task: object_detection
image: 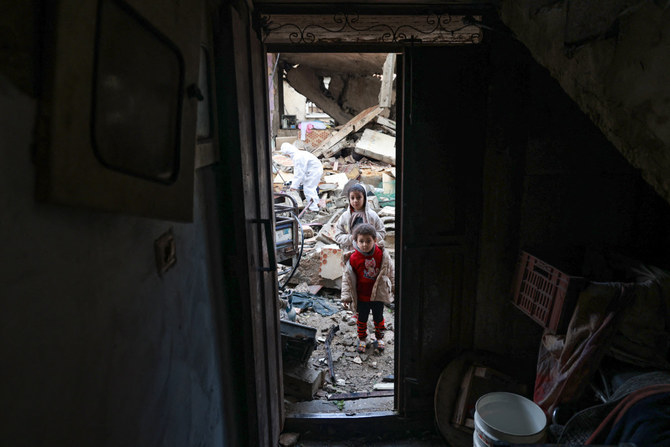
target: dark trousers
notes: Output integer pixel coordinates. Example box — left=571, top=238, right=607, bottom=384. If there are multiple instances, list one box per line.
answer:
left=357, top=301, right=385, bottom=340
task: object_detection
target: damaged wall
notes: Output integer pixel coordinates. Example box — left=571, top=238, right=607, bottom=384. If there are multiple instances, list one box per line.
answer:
left=286, top=65, right=355, bottom=124
left=283, top=80, right=307, bottom=122
left=283, top=56, right=389, bottom=125
left=0, top=3, right=227, bottom=446
left=475, top=33, right=670, bottom=376
left=500, top=1, right=670, bottom=206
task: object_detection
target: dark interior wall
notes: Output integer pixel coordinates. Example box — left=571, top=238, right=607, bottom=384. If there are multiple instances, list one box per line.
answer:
left=474, top=35, right=540, bottom=383
left=0, top=4, right=228, bottom=446
left=475, top=34, right=670, bottom=381
left=521, top=61, right=670, bottom=270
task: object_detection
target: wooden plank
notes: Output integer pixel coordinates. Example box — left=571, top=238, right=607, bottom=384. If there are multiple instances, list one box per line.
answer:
left=376, top=116, right=396, bottom=131
left=327, top=390, right=394, bottom=401
left=249, top=9, right=285, bottom=443
left=312, top=105, right=383, bottom=158
left=378, top=53, right=396, bottom=108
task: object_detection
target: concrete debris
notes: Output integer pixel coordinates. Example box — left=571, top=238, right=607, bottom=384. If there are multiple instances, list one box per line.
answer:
left=323, top=172, right=350, bottom=190
left=274, top=92, right=397, bottom=408
left=279, top=432, right=300, bottom=447
left=319, top=245, right=343, bottom=280
left=379, top=206, right=395, bottom=217
left=354, top=129, right=396, bottom=165
left=302, top=225, right=315, bottom=239
left=312, top=106, right=384, bottom=158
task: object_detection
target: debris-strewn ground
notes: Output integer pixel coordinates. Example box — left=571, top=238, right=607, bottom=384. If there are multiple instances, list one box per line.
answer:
left=282, top=287, right=395, bottom=411
left=275, top=109, right=398, bottom=412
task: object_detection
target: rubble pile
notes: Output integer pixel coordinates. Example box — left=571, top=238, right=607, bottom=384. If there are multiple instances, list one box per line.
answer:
left=280, top=283, right=395, bottom=412
left=273, top=108, right=396, bottom=291
left=273, top=104, right=397, bottom=409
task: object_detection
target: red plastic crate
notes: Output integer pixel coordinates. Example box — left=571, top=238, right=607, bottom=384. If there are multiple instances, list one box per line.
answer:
left=511, top=251, right=585, bottom=333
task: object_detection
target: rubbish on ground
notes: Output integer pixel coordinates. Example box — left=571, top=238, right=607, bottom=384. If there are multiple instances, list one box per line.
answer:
left=325, top=324, right=339, bottom=383
left=373, top=382, right=394, bottom=390
left=273, top=87, right=397, bottom=409
left=289, top=292, right=339, bottom=316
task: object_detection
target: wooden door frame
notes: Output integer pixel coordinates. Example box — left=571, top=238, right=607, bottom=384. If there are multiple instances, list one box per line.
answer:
left=210, top=2, right=283, bottom=445
left=226, top=3, right=497, bottom=440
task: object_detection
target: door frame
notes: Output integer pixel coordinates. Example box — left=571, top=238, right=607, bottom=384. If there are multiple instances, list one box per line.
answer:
left=220, top=2, right=497, bottom=439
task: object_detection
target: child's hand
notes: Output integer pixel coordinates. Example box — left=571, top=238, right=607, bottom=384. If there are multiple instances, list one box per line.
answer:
left=342, top=302, right=349, bottom=310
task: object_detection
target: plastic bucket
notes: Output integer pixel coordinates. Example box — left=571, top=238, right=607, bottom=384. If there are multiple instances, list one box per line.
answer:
left=473, top=392, right=546, bottom=446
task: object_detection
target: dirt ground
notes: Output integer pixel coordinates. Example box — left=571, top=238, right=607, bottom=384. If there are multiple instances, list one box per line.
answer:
left=282, top=288, right=395, bottom=407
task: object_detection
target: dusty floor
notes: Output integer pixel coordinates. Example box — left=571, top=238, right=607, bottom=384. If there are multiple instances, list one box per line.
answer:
left=283, top=288, right=396, bottom=414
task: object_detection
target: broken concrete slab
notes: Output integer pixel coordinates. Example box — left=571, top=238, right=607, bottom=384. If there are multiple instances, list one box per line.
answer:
left=273, top=172, right=294, bottom=185
left=367, top=195, right=380, bottom=210
left=378, top=206, right=395, bottom=217
left=276, top=136, right=300, bottom=150
left=312, top=106, right=384, bottom=158
left=302, top=225, right=315, bottom=239
left=319, top=245, right=343, bottom=280
left=289, top=247, right=342, bottom=289
left=316, top=223, right=337, bottom=245
left=354, top=129, right=396, bottom=165
left=323, top=172, right=350, bottom=191
left=376, top=115, right=396, bottom=131
left=341, top=164, right=360, bottom=180
left=382, top=172, right=395, bottom=193
left=384, top=231, right=395, bottom=248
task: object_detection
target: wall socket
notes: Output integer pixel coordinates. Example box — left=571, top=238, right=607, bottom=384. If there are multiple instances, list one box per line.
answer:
left=154, top=229, right=176, bottom=276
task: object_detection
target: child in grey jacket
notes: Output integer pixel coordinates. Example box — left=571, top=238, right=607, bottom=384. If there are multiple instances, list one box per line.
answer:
left=334, top=183, right=386, bottom=251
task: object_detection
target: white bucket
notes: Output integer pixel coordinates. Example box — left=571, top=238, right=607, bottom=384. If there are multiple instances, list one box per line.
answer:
left=473, top=392, right=546, bottom=446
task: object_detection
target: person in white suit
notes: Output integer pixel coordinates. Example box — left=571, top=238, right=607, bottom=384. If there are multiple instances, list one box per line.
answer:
left=280, top=142, right=323, bottom=212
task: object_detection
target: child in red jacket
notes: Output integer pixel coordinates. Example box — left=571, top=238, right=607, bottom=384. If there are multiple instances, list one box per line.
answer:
left=341, top=223, right=395, bottom=353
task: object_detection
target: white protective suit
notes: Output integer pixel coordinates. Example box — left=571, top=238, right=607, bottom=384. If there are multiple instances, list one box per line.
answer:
left=281, top=143, right=323, bottom=211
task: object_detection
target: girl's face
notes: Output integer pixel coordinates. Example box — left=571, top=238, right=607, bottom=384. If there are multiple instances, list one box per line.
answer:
left=349, top=191, right=365, bottom=211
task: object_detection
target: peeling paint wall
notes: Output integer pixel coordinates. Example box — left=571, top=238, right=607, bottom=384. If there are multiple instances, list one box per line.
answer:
left=1, top=74, right=226, bottom=446
left=500, top=1, right=670, bottom=205
left=0, top=4, right=227, bottom=445
left=475, top=35, right=670, bottom=378
left=283, top=80, right=307, bottom=122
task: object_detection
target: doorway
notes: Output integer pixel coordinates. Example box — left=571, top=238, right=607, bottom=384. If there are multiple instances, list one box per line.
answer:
left=217, top=6, right=490, bottom=441
left=269, top=51, right=399, bottom=416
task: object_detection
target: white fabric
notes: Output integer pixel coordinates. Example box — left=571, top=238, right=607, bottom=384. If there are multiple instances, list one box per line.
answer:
left=281, top=143, right=323, bottom=211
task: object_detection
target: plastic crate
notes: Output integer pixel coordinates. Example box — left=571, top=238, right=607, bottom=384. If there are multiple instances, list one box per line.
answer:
left=511, top=251, right=585, bottom=334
